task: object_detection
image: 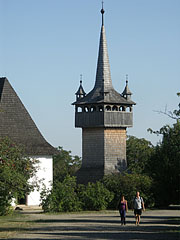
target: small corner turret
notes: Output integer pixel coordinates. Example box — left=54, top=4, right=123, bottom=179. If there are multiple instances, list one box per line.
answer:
left=75, top=75, right=86, bottom=101
left=122, top=74, right=132, bottom=101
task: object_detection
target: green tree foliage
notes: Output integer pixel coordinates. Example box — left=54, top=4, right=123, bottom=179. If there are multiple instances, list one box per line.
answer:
left=147, top=93, right=180, bottom=206
left=147, top=121, right=180, bottom=207
left=126, top=136, right=154, bottom=174
left=40, top=175, right=82, bottom=212
left=53, top=147, right=81, bottom=183
left=50, top=145, right=113, bottom=212
left=103, top=173, right=154, bottom=209
left=40, top=176, right=113, bottom=212
left=173, top=92, right=180, bottom=119
left=0, top=137, right=38, bottom=215
left=77, top=182, right=114, bottom=211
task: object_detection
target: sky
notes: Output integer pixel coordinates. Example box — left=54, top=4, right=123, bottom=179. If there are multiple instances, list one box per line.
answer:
left=0, top=0, right=179, bottom=157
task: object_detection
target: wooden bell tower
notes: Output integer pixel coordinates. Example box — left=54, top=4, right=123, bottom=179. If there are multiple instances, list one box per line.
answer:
left=72, top=5, right=135, bottom=184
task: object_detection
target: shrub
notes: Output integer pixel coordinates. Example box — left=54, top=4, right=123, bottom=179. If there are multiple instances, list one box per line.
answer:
left=103, top=173, right=154, bottom=209
left=40, top=175, right=82, bottom=212
left=0, top=137, right=38, bottom=215
left=41, top=178, right=114, bottom=212
left=77, top=181, right=114, bottom=211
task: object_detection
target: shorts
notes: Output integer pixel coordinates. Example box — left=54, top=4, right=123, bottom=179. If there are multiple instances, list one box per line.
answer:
left=134, top=209, right=142, bottom=216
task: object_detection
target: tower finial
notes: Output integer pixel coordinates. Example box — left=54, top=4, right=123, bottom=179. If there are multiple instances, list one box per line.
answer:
left=101, top=1, right=105, bottom=26
left=126, top=74, right=128, bottom=84
left=80, top=74, right=83, bottom=84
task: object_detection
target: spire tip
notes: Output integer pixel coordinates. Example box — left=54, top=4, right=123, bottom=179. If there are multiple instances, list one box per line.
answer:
left=101, top=1, right=105, bottom=25
left=126, top=74, right=128, bottom=84
left=80, top=74, right=83, bottom=84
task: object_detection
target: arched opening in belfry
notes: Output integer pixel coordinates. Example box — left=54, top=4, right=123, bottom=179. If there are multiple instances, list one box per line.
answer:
left=119, top=106, right=125, bottom=111
left=84, top=106, right=89, bottom=112
left=98, top=106, right=104, bottom=112
left=126, top=106, right=132, bottom=112
left=90, top=106, right=96, bottom=112
left=105, top=105, right=111, bottom=111
left=112, top=105, right=118, bottom=111
left=77, top=106, right=83, bottom=112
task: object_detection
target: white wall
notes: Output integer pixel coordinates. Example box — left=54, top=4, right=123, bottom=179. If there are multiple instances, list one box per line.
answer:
left=26, top=156, right=53, bottom=206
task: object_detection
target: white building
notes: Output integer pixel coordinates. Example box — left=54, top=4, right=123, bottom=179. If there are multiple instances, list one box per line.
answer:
left=0, top=77, right=57, bottom=206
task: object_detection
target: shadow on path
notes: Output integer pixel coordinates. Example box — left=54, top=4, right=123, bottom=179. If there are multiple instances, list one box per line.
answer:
left=1, top=210, right=179, bottom=240
left=6, top=230, right=180, bottom=240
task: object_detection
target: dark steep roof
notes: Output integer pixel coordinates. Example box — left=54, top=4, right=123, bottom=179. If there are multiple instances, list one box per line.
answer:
left=0, top=77, right=57, bottom=156
left=75, top=81, right=86, bottom=97
left=73, top=86, right=134, bottom=105
left=73, top=14, right=135, bottom=106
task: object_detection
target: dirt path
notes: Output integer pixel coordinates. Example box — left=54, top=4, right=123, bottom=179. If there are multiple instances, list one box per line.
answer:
left=8, top=209, right=180, bottom=240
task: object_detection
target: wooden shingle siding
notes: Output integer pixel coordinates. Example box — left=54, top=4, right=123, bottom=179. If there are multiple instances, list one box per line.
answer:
left=75, top=111, right=133, bottom=128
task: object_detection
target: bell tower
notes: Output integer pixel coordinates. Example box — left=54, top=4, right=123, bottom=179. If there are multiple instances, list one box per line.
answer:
left=72, top=5, right=135, bottom=184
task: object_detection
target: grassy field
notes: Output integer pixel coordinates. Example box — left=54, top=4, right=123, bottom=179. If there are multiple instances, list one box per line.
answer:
left=0, top=211, right=34, bottom=239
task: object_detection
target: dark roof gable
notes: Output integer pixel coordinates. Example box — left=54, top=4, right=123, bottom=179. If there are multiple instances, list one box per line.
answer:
left=0, top=77, right=57, bottom=156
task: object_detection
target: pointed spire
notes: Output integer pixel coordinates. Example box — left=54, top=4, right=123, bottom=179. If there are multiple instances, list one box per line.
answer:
left=122, top=74, right=132, bottom=100
left=94, top=3, right=113, bottom=93
left=75, top=74, right=86, bottom=101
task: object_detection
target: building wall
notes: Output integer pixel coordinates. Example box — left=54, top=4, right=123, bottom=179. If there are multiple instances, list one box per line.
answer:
left=104, top=128, right=126, bottom=174
left=75, top=111, right=133, bottom=128
left=26, top=156, right=53, bottom=206
left=82, top=128, right=104, bottom=168
left=82, top=127, right=126, bottom=173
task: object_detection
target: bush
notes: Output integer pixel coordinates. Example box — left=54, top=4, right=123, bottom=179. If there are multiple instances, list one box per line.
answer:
left=40, top=178, right=113, bottom=212
left=77, top=181, right=114, bottom=211
left=40, top=175, right=82, bottom=212
left=103, top=173, right=154, bottom=209
left=0, top=195, right=13, bottom=216
left=0, top=137, right=38, bottom=215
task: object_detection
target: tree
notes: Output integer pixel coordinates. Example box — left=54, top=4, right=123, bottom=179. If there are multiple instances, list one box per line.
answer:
left=40, top=177, right=113, bottom=212
left=53, top=146, right=81, bottom=183
left=147, top=122, right=180, bottom=207
left=147, top=93, right=180, bottom=206
left=0, top=137, right=38, bottom=215
left=40, top=175, right=82, bottom=212
left=103, top=173, right=154, bottom=209
left=154, top=92, right=180, bottom=120
left=77, top=182, right=114, bottom=211
left=126, top=136, right=154, bottom=174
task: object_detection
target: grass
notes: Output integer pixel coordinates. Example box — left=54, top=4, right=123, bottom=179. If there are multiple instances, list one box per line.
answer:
left=0, top=211, right=34, bottom=239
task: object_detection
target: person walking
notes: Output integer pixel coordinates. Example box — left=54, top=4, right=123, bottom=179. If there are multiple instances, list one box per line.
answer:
left=118, top=195, right=128, bottom=225
left=132, top=191, right=145, bottom=225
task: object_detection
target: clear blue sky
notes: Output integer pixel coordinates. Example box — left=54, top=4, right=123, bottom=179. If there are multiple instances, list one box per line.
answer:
left=0, top=0, right=179, bottom=156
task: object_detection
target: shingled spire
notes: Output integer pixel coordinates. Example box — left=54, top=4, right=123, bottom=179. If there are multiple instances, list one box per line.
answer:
left=94, top=4, right=113, bottom=92
left=73, top=5, right=135, bottom=106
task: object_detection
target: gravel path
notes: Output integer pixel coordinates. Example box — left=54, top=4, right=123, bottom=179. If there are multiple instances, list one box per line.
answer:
left=9, top=209, right=180, bottom=240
